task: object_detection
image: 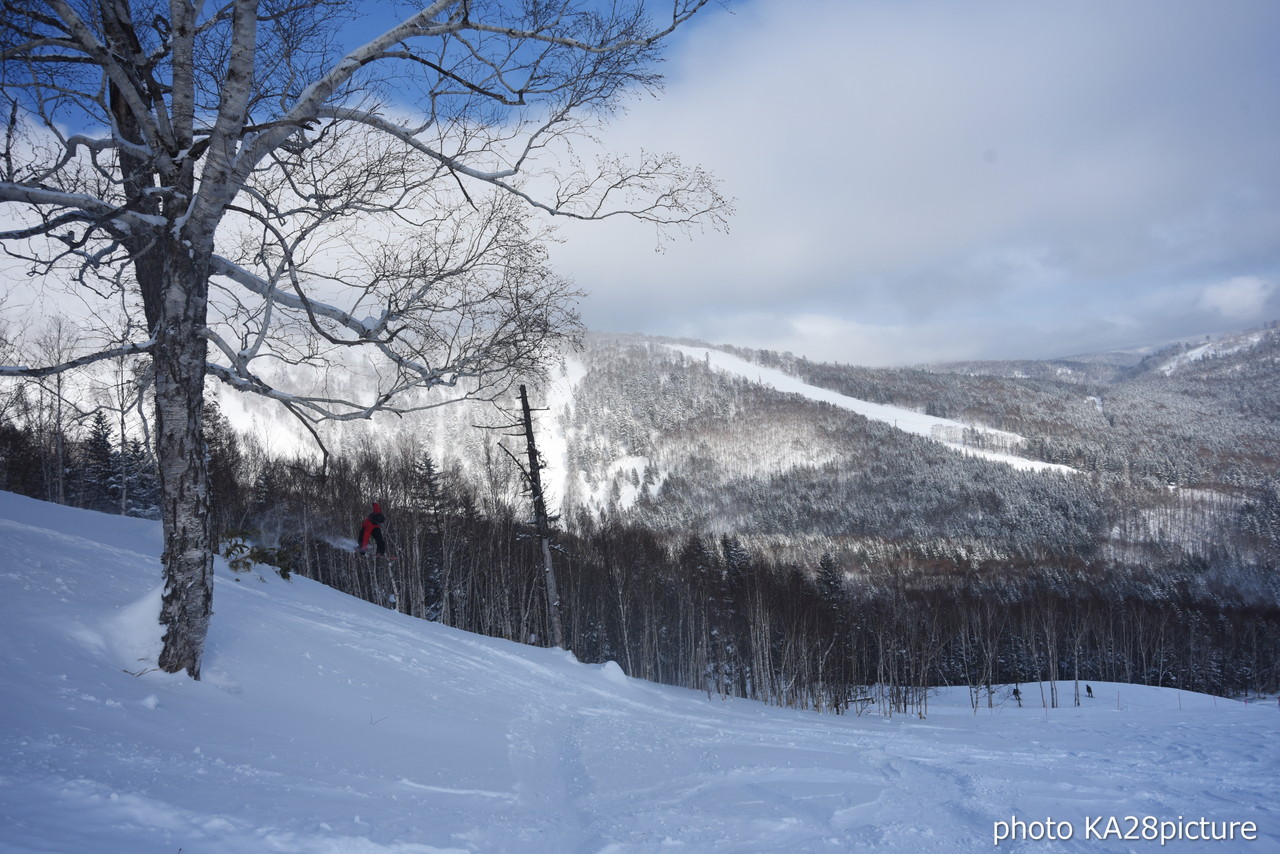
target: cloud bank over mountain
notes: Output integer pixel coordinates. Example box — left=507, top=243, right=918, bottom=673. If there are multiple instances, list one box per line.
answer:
left=551, top=0, right=1280, bottom=365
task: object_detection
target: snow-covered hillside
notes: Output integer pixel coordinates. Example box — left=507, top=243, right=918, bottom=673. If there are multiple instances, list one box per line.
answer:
left=1, top=491, right=1277, bottom=853
left=666, top=344, right=1077, bottom=474
left=539, top=338, right=1076, bottom=515
left=1155, top=329, right=1273, bottom=375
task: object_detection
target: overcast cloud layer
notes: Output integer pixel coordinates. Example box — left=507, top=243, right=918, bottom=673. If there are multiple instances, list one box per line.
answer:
left=549, top=0, right=1280, bottom=366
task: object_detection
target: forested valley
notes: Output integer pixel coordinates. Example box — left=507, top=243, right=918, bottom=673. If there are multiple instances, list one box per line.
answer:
left=2, top=327, right=1278, bottom=715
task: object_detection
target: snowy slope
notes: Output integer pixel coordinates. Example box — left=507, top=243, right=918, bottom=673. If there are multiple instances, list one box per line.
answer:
left=1157, top=331, right=1268, bottom=375
left=2, top=491, right=1278, bottom=853
left=667, top=345, right=1077, bottom=475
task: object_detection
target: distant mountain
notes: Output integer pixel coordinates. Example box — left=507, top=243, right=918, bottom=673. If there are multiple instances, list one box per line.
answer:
left=215, top=323, right=1280, bottom=572
left=530, top=326, right=1270, bottom=552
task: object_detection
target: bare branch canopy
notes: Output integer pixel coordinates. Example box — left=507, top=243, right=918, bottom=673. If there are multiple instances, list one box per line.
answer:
left=0, top=0, right=730, bottom=678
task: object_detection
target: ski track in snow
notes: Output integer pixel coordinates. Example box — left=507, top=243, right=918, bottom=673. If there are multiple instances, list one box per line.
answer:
left=2, top=491, right=1278, bottom=853
left=666, top=344, right=1078, bottom=475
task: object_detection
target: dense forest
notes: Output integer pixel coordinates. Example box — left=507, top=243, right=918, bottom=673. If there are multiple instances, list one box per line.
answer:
left=2, top=327, right=1278, bottom=714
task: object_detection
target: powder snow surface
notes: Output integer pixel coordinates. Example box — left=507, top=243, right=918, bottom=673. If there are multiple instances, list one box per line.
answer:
left=0, top=491, right=1276, bottom=853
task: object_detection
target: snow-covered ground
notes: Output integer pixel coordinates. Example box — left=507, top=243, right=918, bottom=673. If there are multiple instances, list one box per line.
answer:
left=1, top=490, right=1277, bottom=853
left=667, top=345, right=1077, bottom=475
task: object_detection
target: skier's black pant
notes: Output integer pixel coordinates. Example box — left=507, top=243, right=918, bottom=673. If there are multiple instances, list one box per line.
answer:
left=361, top=526, right=386, bottom=555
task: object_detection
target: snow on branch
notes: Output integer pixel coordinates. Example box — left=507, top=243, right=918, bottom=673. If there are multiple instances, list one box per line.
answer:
left=209, top=254, right=374, bottom=337
left=0, top=184, right=165, bottom=232
left=0, top=339, right=154, bottom=378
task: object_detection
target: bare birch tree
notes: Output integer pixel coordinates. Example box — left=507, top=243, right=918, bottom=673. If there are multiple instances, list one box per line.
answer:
left=0, top=0, right=728, bottom=678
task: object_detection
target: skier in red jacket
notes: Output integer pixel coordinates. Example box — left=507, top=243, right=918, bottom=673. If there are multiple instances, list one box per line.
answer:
left=358, top=502, right=387, bottom=556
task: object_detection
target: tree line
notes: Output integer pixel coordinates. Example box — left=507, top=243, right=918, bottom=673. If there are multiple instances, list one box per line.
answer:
left=3, top=395, right=1276, bottom=715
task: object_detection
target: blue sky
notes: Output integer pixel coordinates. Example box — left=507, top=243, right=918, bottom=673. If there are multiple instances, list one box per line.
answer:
left=546, top=0, right=1280, bottom=365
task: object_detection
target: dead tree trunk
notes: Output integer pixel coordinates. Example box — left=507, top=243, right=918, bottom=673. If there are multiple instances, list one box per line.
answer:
left=518, top=385, right=564, bottom=649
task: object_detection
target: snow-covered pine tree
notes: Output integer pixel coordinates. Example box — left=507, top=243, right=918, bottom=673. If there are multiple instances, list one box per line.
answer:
left=123, top=439, right=161, bottom=520
left=816, top=552, right=845, bottom=608
left=80, top=411, right=121, bottom=514
left=411, top=453, right=446, bottom=621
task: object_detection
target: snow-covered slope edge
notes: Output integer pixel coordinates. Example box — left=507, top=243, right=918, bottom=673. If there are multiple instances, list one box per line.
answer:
left=1157, top=329, right=1272, bottom=376
left=1, top=491, right=1277, bottom=854
left=667, top=344, right=1077, bottom=474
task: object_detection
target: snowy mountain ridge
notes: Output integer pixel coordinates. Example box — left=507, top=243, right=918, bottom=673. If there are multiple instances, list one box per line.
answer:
left=1, top=489, right=1277, bottom=853
left=533, top=339, right=1077, bottom=520
left=1150, top=328, right=1276, bottom=376
left=204, top=323, right=1280, bottom=560
left=213, top=329, right=1082, bottom=509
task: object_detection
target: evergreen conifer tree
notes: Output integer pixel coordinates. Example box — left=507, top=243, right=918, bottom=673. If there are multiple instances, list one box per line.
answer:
left=817, top=552, right=845, bottom=608
left=412, top=453, right=446, bottom=620
left=81, top=411, right=121, bottom=514
left=124, top=439, right=161, bottom=520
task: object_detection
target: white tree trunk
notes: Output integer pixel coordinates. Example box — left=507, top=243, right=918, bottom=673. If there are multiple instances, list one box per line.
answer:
left=155, top=248, right=214, bottom=678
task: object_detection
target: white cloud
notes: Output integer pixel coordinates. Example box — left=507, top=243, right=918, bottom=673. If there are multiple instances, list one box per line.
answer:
left=549, top=0, right=1280, bottom=364
left=691, top=312, right=986, bottom=367
left=1198, top=276, right=1276, bottom=322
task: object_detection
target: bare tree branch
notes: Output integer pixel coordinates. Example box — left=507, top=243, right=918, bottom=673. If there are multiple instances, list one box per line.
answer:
left=0, top=0, right=731, bottom=679
left=0, top=339, right=154, bottom=378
